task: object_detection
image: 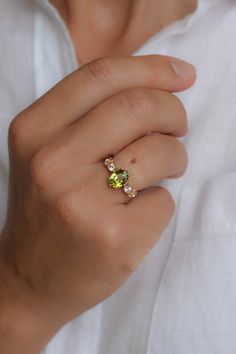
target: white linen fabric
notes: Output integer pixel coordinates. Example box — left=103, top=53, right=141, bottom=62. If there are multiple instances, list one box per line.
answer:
left=1, top=0, right=236, bottom=353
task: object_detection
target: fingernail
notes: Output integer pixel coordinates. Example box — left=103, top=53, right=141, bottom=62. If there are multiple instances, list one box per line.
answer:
left=170, top=57, right=196, bottom=81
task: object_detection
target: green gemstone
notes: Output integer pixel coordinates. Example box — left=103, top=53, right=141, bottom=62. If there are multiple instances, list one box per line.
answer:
left=109, top=169, right=129, bottom=189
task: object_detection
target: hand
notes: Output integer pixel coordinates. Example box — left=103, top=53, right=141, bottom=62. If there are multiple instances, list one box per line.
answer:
left=0, top=55, right=196, bottom=353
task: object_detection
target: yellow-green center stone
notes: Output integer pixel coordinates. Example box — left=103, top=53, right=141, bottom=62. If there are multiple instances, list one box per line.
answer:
left=109, top=169, right=129, bottom=189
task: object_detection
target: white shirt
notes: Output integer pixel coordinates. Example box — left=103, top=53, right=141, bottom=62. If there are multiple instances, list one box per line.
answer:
left=1, top=0, right=236, bottom=353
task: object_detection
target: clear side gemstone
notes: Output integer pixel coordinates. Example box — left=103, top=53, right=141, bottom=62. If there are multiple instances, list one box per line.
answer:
left=129, top=189, right=137, bottom=198
left=124, top=183, right=132, bottom=194
left=105, top=157, right=116, bottom=172
left=107, top=163, right=115, bottom=172
left=104, top=157, right=113, bottom=166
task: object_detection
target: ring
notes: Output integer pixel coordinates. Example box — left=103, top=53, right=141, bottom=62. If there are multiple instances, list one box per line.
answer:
left=104, top=156, right=138, bottom=199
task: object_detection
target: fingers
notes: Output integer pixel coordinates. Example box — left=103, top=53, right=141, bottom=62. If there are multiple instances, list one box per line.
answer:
left=53, top=89, right=187, bottom=163
left=102, top=133, right=187, bottom=203
left=112, top=186, right=175, bottom=273
left=33, top=130, right=187, bottom=206
left=25, top=90, right=187, bottom=201
left=116, top=133, right=187, bottom=191
left=72, top=133, right=187, bottom=206
left=15, top=55, right=195, bottom=153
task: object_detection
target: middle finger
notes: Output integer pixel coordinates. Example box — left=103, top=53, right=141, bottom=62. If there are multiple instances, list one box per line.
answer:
left=64, top=88, right=187, bottom=162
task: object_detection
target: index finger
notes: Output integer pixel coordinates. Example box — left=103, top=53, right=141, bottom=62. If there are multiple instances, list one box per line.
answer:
left=18, top=55, right=196, bottom=149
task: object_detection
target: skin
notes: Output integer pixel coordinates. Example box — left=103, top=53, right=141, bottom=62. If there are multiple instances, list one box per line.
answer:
left=50, top=0, right=197, bottom=64
left=0, top=1, right=197, bottom=353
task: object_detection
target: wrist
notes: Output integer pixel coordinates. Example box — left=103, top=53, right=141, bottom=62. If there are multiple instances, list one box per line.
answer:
left=0, top=308, right=41, bottom=354
left=0, top=239, right=54, bottom=354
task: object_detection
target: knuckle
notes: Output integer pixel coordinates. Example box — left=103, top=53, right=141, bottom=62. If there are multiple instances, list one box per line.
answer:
left=153, top=91, right=188, bottom=135
left=8, top=115, right=27, bottom=153
left=159, top=187, right=176, bottom=216
left=171, top=95, right=188, bottom=134
left=121, top=258, right=137, bottom=274
left=180, top=144, right=189, bottom=173
left=29, top=148, right=54, bottom=188
left=95, top=218, right=121, bottom=253
left=86, top=57, right=115, bottom=84
left=173, top=139, right=189, bottom=176
left=159, top=136, right=188, bottom=178
left=54, top=192, right=78, bottom=225
left=122, top=88, right=152, bottom=119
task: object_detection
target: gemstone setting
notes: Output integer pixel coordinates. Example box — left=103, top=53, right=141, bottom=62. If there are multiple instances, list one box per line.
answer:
left=124, top=182, right=137, bottom=198
left=104, top=156, right=137, bottom=198
left=124, top=183, right=132, bottom=194
left=109, top=169, right=129, bottom=189
left=104, top=157, right=116, bottom=172
left=129, top=189, right=137, bottom=198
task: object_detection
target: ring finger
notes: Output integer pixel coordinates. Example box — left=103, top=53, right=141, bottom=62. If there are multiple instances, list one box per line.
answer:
left=100, top=132, right=188, bottom=204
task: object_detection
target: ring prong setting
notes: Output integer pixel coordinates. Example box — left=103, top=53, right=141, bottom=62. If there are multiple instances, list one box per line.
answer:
left=104, top=156, right=137, bottom=198
left=109, top=169, right=129, bottom=189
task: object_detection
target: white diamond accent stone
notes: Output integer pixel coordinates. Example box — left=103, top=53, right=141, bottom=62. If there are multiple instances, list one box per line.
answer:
left=104, top=157, right=116, bottom=172
left=105, top=158, right=112, bottom=166
left=107, top=163, right=115, bottom=172
left=129, top=189, right=137, bottom=198
left=124, top=184, right=132, bottom=194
